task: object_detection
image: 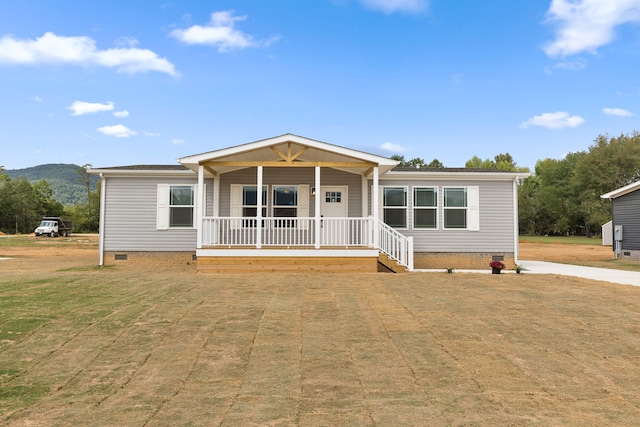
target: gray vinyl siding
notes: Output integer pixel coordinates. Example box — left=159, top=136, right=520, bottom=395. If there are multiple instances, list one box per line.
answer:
left=103, top=176, right=213, bottom=251
left=612, top=190, right=640, bottom=250
left=219, top=167, right=363, bottom=217
left=378, top=178, right=516, bottom=253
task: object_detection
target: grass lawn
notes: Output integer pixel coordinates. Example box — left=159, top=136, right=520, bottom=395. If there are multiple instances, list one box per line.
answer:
left=519, top=235, right=603, bottom=245
left=2, top=236, right=640, bottom=425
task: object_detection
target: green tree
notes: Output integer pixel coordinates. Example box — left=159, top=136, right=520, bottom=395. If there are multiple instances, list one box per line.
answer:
left=466, top=153, right=528, bottom=172
left=64, top=177, right=100, bottom=233
left=426, top=159, right=444, bottom=168
left=571, top=132, right=640, bottom=236
left=391, top=155, right=443, bottom=168
left=465, top=155, right=495, bottom=169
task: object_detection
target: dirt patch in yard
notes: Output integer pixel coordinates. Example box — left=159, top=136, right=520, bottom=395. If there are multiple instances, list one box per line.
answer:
left=519, top=241, right=614, bottom=262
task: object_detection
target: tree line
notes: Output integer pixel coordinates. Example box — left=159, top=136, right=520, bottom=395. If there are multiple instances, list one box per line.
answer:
left=519, top=132, right=640, bottom=237
left=0, top=166, right=100, bottom=234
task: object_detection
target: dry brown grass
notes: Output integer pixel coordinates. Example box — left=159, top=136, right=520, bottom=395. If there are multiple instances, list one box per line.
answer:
left=2, top=237, right=640, bottom=425
left=519, top=241, right=614, bottom=263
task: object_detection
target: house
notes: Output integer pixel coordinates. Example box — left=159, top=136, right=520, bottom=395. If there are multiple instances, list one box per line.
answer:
left=601, top=180, right=640, bottom=260
left=89, top=134, right=528, bottom=272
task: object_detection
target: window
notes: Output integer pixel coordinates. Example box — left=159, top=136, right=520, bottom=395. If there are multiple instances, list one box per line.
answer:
left=169, top=185, right=195, bottom=227
left=273, top=185, right=297, bottom=227
left=382, top=187, right=407, bottom=228
left=273, top=186, right=298, bottom=217
left=413, top=187, right=437, bottom=229
left=242, top=186, right=267, bottom=226
left=325, top=191, right=341, bottom=203
left=444, top=187, right=466, bottom=229
left=157, top=184, right=197, bottom=230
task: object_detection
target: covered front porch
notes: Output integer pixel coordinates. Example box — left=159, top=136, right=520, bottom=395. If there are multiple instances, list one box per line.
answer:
left=178, top=134, right=413, bottom=272
left=196, top=216, right=413, bottom=272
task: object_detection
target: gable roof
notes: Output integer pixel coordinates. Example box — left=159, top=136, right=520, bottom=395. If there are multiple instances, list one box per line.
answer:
left=178, top=133, right=398, bottom=176
left=601, top=180, right=640, bottom=199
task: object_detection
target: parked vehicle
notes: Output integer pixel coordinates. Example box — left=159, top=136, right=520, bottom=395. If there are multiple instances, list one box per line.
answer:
left=34, top=217, right=72, bottom=237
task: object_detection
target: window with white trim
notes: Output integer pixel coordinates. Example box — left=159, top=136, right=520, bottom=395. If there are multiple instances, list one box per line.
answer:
left=242, top=185, right=267, bottom=226
left=443, top=187, right=466, bottom=229
left=413, top=187, right=437, bottom=229
left=170, top=185, right=195, bottom=227
left=382, top=187, right=407, bottom=228
left=157, top=184, right=197, bottom=229
left=443, top=186, right=479, bottom=230
left=273, top=185, right=297, bottom=227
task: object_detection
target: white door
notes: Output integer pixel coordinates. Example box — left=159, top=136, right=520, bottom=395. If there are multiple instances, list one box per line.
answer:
left=320, top=186, right=348, bottom=245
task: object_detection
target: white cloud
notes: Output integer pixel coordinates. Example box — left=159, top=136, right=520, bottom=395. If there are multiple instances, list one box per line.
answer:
left=97, top=124, right=137, bottom=138
left=114, top=36, right=139, bottom=48
left=113, top=110, right=129, bottom=117
left=143, top=131, right=160, bottom=137
left=358, top=0, right=428, bottom=13
left=380, top=141, right=405, bottom=152
left=68, top=101, right=114, bottom=116
left=553, top=58, right=587, bottom=71
left=31, top=96, right=43, bottom=102
left=170, top=10, right=280, bottom=52
left=0, top=32, right=177, bottom=75
left=520, top=111, right=586, bottom=129
left=544, top=0, right=640, bottom=57
left=603, top=107, right=633, bottom=117
left=172, top=138, right=186, bottom=145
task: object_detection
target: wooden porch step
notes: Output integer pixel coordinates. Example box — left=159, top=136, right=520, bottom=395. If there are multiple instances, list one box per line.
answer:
left=197, top=255, right=378, bottom=273
left=377, top=253, right=408, bottom=273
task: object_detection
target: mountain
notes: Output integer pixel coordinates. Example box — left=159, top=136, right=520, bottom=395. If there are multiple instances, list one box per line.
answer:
left=5, top=164, right=99, bottom=206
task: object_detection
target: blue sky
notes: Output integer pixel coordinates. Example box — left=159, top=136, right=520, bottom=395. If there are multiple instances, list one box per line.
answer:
left=1, top=0, right=639, bottom=170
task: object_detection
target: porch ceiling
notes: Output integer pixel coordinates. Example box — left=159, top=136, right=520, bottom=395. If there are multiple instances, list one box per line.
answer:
left=178, top=133, right=398, bottom=177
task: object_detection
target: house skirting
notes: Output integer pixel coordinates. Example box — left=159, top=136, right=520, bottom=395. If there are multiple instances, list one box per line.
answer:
left=103, top=251, right=196, bottom=266
left=196, top=249, right=379, bottom=273
left=619, top=249, right=640, bottom=261
left=414, top=252, right=516, bottom=270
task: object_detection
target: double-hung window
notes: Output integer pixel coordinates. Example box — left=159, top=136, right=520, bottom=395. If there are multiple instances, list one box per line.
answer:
left=169, top=185, right=195, bottom=227
left=413, top=187, right=437, bottom=229
left=242, top=186, right=267, bottom=227
left=382, top=187, right=407, bottom=228
left=444, top=186, right=479, bottom=230
left=273, top=185, right=297, bottom=227
left=443, top=187, right=467, bottom=229
left=157, top=184, right=196, bottom=229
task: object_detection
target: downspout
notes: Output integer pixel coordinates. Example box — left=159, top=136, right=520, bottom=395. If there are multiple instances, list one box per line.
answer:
left=98, top=173, right=106, bottom=266
left=513, top=177, right=519, bottom=265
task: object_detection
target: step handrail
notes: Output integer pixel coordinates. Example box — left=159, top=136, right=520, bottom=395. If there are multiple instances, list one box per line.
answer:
left=376, top=219, right=414, bottom=271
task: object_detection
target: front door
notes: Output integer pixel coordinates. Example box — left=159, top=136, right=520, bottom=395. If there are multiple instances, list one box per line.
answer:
left=320, top=186, right=348, bottom=245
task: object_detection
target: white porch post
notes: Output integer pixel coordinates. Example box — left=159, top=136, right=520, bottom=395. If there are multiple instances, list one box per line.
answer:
left=315, top=166, right=321, bottom=249
left=196, top=164, right=204, bottom=249
left=373, top=166, right=379, bottom=248
left=256, top=166, right=263, bottom=249
left=213, top=175, right=220, bottom=217
left=361, top=174, right=368, bottom=218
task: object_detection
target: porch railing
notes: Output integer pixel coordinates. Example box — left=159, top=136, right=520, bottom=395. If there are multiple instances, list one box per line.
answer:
left=201, top=216, right=413, bottom=270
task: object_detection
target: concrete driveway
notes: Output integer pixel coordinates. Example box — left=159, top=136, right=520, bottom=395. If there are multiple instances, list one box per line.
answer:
left=518, top=259, right=640, bottom=287
left=416, top=261, right=640, bottom=287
